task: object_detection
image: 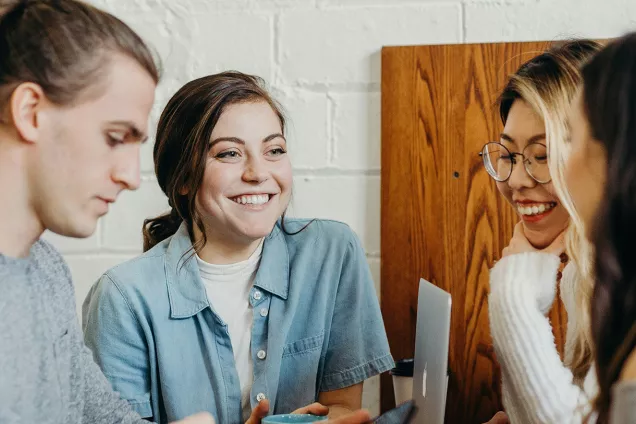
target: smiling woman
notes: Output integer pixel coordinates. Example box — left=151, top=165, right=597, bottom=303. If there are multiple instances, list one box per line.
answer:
left=481, top=100, right=568, bottom=247
left=191, top=100, right=293, bottom=260
left=481, top=40, right=604, bottom=424
left=81, top=71, right=393, bottom=424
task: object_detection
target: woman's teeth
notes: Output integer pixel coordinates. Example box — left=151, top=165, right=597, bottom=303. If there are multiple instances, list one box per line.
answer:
left=517, top=202, right=556, bottom=216
left=232, top=194, right=270, bottom=205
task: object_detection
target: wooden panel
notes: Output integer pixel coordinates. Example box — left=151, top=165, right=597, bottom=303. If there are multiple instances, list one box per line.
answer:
left=380, top=42, right=569, bottom=423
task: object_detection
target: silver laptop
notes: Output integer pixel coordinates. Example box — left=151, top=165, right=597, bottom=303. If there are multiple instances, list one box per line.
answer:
left=411, top=278, right=451, bottom=424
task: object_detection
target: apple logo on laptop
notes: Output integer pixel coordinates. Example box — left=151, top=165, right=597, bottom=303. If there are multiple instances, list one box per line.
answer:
left=422, top=362, right=427, bottom=398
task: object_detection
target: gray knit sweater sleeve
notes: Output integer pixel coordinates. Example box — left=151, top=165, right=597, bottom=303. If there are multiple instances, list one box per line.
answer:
left=610, top=381, right=636, bottom=424
left=0, top=239, right=148, bottom=424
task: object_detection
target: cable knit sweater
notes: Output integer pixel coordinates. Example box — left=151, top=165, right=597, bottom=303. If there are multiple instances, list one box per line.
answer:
left=489, top=252, right=597, bottom=424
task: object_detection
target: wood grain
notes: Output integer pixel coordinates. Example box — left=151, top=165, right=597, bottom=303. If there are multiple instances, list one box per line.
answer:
left=380, top=41, right=569, bottom=423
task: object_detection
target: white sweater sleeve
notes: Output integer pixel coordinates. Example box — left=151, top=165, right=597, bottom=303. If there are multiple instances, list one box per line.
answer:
left=489, top=252, right=591, bottom=424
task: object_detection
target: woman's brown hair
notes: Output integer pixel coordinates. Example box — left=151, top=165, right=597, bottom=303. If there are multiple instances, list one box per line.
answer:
left=0, top=0, right=159, bottom=109
left=580, top=32, right=636, bottom=423
left=142, top=71, right=286, bottom=253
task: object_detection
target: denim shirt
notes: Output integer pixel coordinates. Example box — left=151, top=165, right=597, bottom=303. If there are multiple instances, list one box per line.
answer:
left=82, top=219, right=393, bottom=424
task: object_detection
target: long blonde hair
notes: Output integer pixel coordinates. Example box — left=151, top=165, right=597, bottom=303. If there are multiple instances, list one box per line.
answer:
left=498, top=39, right=602, bottom=382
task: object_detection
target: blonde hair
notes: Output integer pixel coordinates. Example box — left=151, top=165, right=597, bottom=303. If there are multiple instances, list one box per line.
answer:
left=499, top=40, right=602, bottom=382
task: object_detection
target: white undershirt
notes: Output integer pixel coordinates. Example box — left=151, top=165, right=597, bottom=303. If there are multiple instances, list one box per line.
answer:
left=196, top=242, right=263, bottom=421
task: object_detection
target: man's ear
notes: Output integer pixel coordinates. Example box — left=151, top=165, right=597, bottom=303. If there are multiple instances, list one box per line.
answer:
left=9, top=82, right=46, bottom=144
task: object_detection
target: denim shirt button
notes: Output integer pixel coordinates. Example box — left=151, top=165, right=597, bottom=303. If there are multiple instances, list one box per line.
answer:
left=256, top=393, right=267, bottom=402
left=260, top=308, right=268, bottom=317
left=253, top=291, right=263, bottom=301
left=257, top=350, right=267, bottom=360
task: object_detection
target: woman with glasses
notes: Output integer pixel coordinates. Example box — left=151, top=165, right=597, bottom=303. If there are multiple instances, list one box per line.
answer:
left=480, top=40, right=603, bottom=424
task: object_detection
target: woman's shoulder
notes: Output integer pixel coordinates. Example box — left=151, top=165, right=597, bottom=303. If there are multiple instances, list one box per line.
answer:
left=100, top=239, right=170, bottom=290
left=271, top=218, right=365, bottom=266
left=274, top=218, right=359, bottom=246
left=611, top=376, right=636, bottom=424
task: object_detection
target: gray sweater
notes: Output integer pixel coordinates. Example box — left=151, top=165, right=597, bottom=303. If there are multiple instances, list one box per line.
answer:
left=611, top=381, right=636, bottom=424
left=0, top=239, right=146, bottom=424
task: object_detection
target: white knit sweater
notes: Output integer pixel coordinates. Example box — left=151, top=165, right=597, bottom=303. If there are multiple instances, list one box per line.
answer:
left=489, top=252, right=598, bottom=424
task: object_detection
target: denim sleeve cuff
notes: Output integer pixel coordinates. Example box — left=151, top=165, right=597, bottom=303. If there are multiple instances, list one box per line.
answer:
left=320, top=353, right=394, bottom=391
left=128, top=399, right=152, bottom=419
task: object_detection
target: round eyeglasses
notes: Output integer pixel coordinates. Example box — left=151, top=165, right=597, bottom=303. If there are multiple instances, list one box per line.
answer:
left=479, top=142, right=551, bottom=184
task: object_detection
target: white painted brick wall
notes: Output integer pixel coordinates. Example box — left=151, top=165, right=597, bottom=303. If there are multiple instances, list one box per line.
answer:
left=277, top=89, right=330, bottom=169
left=279, top=5, right=461, bottom=85
left=290, top=175, right=380, bottom=254
left=332, top=92, right=381, bottom=170
left=44, top=0, right=636, bottom=415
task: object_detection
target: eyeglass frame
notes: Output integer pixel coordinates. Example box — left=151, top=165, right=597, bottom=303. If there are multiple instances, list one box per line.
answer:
left=478, top=141, right=552, bottom=184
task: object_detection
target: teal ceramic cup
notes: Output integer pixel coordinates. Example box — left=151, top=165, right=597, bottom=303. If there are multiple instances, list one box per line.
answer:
left=262, top=414, right=328, bottom=423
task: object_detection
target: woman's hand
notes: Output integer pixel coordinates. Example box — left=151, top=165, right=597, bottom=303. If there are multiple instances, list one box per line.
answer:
left=244, top=401, right=330, bottom=424
left=326, top=409, right=372, bottom=424
left=502, top=222, right=566, bottom=258
left=171, top=407, right=371, bottom=424
left=483, top=411, right=509, bottom=424
left=292, top=402, right=330, bottom=416
left=172, top=412, right=216, bottom=424
left=245, top=400, right=270, bottom=424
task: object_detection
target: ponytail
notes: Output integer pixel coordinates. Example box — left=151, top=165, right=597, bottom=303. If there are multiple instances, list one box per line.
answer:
left=142, top=207, right=182, bottom=252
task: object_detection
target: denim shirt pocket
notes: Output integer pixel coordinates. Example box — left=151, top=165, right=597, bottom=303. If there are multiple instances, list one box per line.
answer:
left=277, top=332, right=325, bottom=413
left=282, top=332, right=324, bottom=358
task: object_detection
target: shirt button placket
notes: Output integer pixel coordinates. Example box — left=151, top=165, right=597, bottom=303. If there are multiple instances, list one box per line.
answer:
left=250, top=287, right=270, bottom=410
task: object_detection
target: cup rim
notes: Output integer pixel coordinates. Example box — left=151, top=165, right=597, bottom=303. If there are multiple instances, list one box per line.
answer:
left=262, top=414, right=328, bottom=423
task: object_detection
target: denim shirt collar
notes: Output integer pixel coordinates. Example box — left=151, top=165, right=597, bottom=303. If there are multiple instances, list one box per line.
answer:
left=165, top=222, right=290, bottom=319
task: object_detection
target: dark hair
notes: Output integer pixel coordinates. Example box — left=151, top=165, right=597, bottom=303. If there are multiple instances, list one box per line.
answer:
left=499, top=39, right=601, bottom=124
left=0, top=0, right=159, bottom=108
left=143, top=71, right=289, bottom=252
left=582, top=31, right=636, bottom=423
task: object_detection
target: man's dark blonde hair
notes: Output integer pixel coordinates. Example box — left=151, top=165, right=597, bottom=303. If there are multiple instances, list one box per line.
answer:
left=0, top=0, right=160, bottom=107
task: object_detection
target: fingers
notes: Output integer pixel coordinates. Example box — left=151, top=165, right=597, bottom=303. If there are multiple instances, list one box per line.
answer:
left=544, top=230, right=567, bottom=255
left=483, top=411, right=509, bottom=424
left=493, top=411, right=509, bottom=424
left=172, top=412, right=215, bottom=424
left=512, top=222, right=525, bottom=238
left=245, top=400, right=270, bottom=424
left=501, top=222, right=532, bottom=258
left=292, top=402, right=329, bottom=416
left=327, top=409, right=372, bottom=424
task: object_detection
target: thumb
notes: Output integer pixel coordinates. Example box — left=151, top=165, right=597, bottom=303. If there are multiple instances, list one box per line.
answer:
left=245, top=400, right=270, bottom=424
